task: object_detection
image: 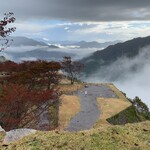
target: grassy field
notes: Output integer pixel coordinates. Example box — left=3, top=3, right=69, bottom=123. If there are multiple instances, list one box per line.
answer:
left=94, top=84, right=132, bottom=127
left=95, top=98, right=131, bottom=127
left=57, top=82, right=83, bottom=130
left=57, top=83, right=84, bottom=94
left=58, top=95, right=80, bottom=130
left=107, top=83, right=128, bottom=102
left=1, top=121, right=150, bottom=150
left=58, top=83, right=141, bottom=128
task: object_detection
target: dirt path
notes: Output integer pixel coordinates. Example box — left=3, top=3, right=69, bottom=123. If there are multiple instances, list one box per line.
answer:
left=66, top=84, right=118, bottom=131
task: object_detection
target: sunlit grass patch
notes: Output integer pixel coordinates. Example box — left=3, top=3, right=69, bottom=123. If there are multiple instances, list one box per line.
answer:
left=95, top=83, right=132, bottom=127
left=95, top=98, right=131, bottom=127
left=58, top=95, right=80, bottom=130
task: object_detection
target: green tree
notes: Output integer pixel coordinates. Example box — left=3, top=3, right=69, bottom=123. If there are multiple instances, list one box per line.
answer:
left=133, top=96, right=150, bottom=120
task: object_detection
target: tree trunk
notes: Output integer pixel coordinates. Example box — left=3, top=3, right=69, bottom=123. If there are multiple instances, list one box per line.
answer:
left=70, top=78, right=74, bottom=85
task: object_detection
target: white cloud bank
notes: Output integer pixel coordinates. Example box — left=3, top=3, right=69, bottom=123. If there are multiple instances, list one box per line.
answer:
left=85, top=46, right=150, bottom=109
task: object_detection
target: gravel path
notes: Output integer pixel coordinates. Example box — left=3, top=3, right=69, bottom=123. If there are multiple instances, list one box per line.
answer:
left=66, top=85, right=118, bottom=131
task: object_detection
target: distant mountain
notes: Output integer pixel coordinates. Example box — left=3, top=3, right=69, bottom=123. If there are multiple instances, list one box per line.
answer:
left=6, top=48, right=75, bottom=62
left=72, top=40, right=121, bottom=48
left=31, top=37, right=122, bottom=49
left=49, top=41, right=78, bottom=45
left=7, top=36, right=59, bottom=48
left=8, top=36, right=48, bottom=46
left=82, top=36, right=150, bottom=78
left=34, top=38, right=78, bottom=45
left=36, top=40, right=120, bottom=48
left=48, top=45, right=59, bottom=48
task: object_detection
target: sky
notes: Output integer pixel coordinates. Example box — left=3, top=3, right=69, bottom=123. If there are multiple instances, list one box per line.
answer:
left=1, top=0, right=150, bottom=42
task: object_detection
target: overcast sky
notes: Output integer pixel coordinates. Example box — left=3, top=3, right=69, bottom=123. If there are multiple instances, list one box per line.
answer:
left=1, top=0, right=150, bottom=42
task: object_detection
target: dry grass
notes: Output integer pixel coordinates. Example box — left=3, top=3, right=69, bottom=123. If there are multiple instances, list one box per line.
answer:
left=57, top=83, right=82, bottom=130
left=107, top=83, right=128, bottom=101
left=3, top=121, right=150, bottom=150
left=95, top=84, right=132, bottom=127
left=58, top=84, right=84, bottom=94
left=58, top=95, right=80, bottom=130
left=95, top=98, right=132, bottom=127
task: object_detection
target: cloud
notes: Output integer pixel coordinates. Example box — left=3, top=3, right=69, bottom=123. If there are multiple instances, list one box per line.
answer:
left=42, top=38, right=49, bottom=41
left=73, top=21, right=150, bottom=42
left=85, top=46, right=150, bottom=108
left=19, top=57, right=37, bottom=61
left=1, top=0, right=150, bottom=42
left=13, top=23, right=53, bottom=33
left=1, top=0, right=150, bottom=22
left=3, top=46, right=44, bottom=53
left=64, top=27, right=69, bottom=30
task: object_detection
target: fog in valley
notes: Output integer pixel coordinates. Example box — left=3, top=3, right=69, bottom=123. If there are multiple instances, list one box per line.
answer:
left=1, top=46, right=99, bottom=62
left=85, top=46, right=150, bottom=109
left=1, top=45, right=150, bottom=108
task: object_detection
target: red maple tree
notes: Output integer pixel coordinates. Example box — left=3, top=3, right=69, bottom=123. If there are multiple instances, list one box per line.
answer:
left=0, top=60, right=62, bottom=89
left=0, top=60, right=62, bottom=131
left=0, top=83, right=59, bottom=131
left=0, top=12, right=16, bottom=51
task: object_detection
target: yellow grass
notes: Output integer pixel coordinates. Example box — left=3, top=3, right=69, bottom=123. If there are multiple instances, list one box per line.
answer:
left=95, top=84, right=132, bottom=127
left=107, top=83, right=128, bottom=101
left=58, top=95, right=80, bottom=130
left=58, top=84, right=84, bottom=93
left=56, top=82, right=83, bottom=130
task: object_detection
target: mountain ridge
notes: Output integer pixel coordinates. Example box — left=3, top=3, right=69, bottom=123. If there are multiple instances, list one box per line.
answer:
left=72, top=40, right=121, bottom=48
left=82, top=35, right=150, bottom=76
left=7, top=36, right=59, bottom=48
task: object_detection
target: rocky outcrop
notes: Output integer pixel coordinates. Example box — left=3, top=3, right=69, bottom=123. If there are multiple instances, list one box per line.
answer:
left=3, top=128, right=37, bottom=145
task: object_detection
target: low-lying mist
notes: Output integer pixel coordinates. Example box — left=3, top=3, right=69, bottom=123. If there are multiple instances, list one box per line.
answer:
left=85, top=46, right=150, bottom=109
left=1, top=46, right=99, bottom=62
left=2, top=45, right=149, bottom=108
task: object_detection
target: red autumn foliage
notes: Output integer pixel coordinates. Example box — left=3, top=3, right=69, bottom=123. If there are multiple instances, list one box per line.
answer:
left=0, top=60, right=18, bottom=73
left=0, top=60, right=62, bottom=130
left=0, top=12, right=16, bottom=51
left=0, top=83, right=59, bottom=131
left=0, top=60, right=62, bottom=89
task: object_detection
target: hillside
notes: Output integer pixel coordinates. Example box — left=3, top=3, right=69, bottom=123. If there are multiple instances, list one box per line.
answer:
left=82, top=36, right=150, bottom=76
left=71, top=40, right=120, bottom=48
left=1, top=121, right=150, bottom=150
left=9, top=36, right=49, bottom=47
left=4, top=36, right=58, bottom=48
left=0, top=82, right=149, bottom=149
